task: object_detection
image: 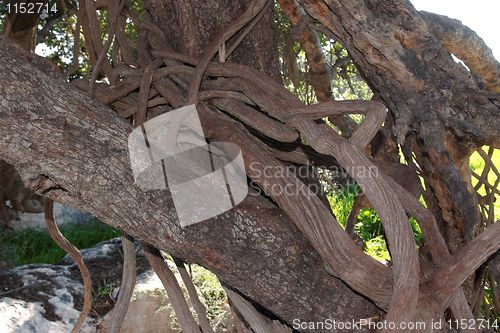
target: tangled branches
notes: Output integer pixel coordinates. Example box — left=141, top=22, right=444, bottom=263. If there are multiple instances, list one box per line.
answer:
left=6, top=0, right=497, bottom=331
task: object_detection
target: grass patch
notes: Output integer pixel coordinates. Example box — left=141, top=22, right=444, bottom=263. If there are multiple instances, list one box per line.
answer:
left=0, top=219, right=120, bottom=267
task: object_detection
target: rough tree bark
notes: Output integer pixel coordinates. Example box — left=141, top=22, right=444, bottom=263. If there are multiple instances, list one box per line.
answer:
left=0, top=0, right=47, bottom=227
left=295, top=0, right=500, bottom=319
left=0, top=37, right=381, bottom=331
left=296, top=0, right=499, bottom=251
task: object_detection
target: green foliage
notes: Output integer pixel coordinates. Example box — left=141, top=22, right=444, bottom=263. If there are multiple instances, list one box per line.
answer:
left=39, top=13, right=84, bottom=73
left=482, top=279, right=500, bottom=321
left=327, top=186, right=357, bottom=227
left=274, top=2, right=372, bottom=105
left=328, top=185, right=423, bottom=262
left=93, top=282, right=117, bottom=301
left=319, top=39, right=373, bottom=101
left=190, top=264, right=227, bottom=322
left=355, top=208, right=383, bottom=241
left=364, top=236, right=391, bottom=262
left=31, top=0, right=142, bottom=79
left=0, top=219, right=120, bottom=267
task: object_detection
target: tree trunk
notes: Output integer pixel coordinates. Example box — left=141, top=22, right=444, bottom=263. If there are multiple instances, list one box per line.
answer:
left=0, top=37, right=381, bottom=331
left=145, top=0, right=281, bottom=82
left=1, top=0, right=499, bottom=331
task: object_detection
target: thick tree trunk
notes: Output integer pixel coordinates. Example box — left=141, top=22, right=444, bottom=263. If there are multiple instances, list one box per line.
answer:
left=145, top=0, right=281, bottom=81
left=0, top=37, right=381, bottom=331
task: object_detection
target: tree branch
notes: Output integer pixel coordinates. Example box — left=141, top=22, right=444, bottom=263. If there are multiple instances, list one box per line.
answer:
left=143, top=244, right=202, bottom=333
left=224, top=287, right=292, bottom=333
left=44, top=199, right=92, bottom=333
left=423, top=221, right=500, bottom=310
left=173, top=257, right=214, bottom=333
left=277, top=0, right=358, bottom=136
left=107, top=234, right=137, bottom=333
left=0, top=36, right=382, bottom=326
left=420, top=11, right=500, bottom=93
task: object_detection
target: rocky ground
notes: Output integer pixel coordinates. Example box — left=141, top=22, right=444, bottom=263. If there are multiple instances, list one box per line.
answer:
left=0, top=238, right=239, bottom=333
